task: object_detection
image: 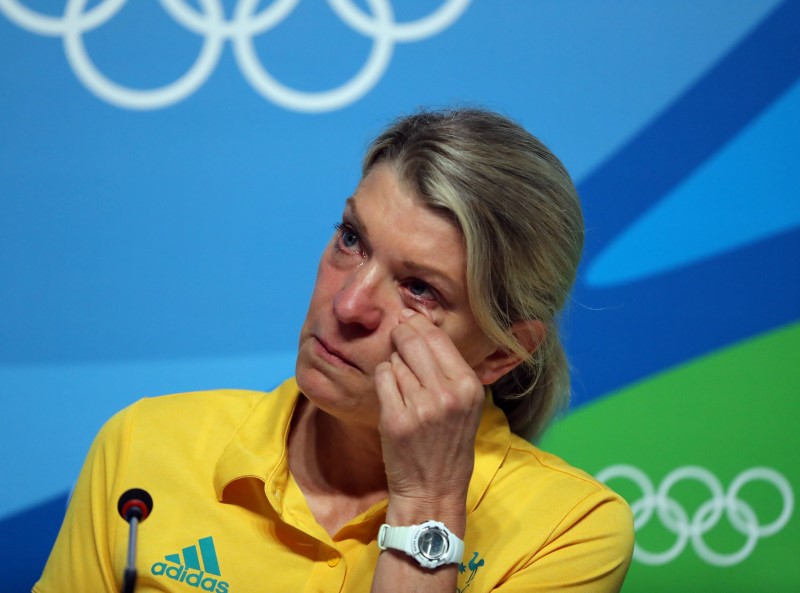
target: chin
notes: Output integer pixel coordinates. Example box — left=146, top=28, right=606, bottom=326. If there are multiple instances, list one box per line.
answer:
left=296, top=354, right=378, bottom=425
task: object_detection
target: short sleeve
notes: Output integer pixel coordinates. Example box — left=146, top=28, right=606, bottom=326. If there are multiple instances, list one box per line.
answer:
left=494, top=491, right=634, bottom=593
left=33, top=404, right=136, bottom=593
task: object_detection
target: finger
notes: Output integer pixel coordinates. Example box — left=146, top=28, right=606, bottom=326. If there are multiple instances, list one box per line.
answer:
left=388, top=351, right=424, bottom=404
left=374, top=360, right=406, bottom=418
left=390, top=321, right=444, bottom=388
left=396, top=310, right=472, bottom=381
left=397, top=310, right=486, bottom=410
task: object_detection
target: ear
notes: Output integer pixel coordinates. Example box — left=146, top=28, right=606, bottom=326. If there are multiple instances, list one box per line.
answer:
left=473, top=320, right=545, bottom=386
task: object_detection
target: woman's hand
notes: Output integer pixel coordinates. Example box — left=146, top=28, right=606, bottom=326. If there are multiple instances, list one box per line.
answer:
left=373, top=308, right=486, bottom=528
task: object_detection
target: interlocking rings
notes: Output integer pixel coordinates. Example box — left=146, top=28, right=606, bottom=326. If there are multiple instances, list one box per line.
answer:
left=596, top=465, right=794, bottom=566
left=0, top=0, right=470, bottom=111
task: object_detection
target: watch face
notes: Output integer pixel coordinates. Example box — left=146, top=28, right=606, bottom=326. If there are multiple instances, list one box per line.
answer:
left=418, top=527, right=449, bottom=560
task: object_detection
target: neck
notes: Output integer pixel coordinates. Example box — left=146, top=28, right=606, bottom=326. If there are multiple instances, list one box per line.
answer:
left=289, top=396, right=388, bottom=499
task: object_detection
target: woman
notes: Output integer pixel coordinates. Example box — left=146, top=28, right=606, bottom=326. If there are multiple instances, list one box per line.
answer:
left=35, top=108, right=633, bottom=593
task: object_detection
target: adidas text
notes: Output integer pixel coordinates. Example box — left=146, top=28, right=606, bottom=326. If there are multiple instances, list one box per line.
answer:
left=151, top=562, right=230, bottom=593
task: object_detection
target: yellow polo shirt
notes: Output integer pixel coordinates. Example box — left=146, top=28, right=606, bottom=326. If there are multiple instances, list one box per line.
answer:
left=35, top=377, right=633, bottom=593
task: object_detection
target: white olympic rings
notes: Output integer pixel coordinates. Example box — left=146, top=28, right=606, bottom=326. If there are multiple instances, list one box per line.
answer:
left=596, top=465, right=794, bottom=566
left=0, top=0, right=471, bottom=111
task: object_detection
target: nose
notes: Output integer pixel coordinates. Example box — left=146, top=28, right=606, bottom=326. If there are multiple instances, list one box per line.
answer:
left=332, top=262, right=385, bottom=331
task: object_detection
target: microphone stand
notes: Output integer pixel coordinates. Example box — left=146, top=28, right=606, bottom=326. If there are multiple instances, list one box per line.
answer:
left=122, top=511, right=141, bottom=593
left=117, top=488, right=153, bottom=593
left=122, top=509, right=139, bottom=593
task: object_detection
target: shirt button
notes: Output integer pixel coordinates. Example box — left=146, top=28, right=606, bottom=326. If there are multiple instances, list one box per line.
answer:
left=327, top=552, right=340, bottom=567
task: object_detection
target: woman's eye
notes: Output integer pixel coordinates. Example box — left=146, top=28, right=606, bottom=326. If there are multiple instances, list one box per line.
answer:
left=334, top=222, right=361, bottom=252
left=341, top=229, right=359, bottom=249
left=407, top=279, right=436, bottom=301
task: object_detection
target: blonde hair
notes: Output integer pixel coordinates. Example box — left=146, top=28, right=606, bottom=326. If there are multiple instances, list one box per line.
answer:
left=363, top=108, right=584, bottom=441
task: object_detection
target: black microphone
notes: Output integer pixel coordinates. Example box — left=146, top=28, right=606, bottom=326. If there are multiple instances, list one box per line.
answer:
left=117, top=488, right=154, bottom=593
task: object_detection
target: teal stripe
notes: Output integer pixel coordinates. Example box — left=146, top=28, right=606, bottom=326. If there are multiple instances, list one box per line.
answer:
left=183, top=545, right=201, bottom=570
left=198, top=536, right=220, bottom=576
left=165, top=553, right=181, bottom=565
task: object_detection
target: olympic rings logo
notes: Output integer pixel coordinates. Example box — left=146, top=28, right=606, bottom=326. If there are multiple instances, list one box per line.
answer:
left=0, top=0, right=470, bottom=112
left=596, top=465, right=794, bottom=566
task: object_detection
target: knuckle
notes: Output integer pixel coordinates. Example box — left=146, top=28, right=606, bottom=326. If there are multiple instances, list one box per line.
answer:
left=450, top=376, right=484, bottom=409
left=381, top=414, right=416, bottom=441
left=455, top=373, right=481, bottom=396
left=422, top=324, right=449, bottom=345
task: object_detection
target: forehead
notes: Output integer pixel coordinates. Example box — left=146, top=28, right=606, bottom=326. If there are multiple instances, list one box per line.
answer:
left=350, top=164, right=461, bottom=236
left=348, top=164, right=467, bottom=293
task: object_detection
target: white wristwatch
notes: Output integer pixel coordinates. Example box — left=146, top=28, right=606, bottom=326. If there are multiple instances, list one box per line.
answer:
left=377, top=520, right=464, bottom=569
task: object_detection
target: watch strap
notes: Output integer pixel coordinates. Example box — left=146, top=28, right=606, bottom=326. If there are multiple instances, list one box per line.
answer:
left=378, top=524, right=414, bottom=554
left=377, top=521, right=464, bottom=568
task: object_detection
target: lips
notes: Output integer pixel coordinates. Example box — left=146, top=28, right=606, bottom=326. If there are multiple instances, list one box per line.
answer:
left=314, top=336, right=361, bottom=371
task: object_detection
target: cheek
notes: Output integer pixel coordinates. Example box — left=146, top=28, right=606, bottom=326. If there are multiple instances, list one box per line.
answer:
left=450, top=326, right=495, bottom=367
left=302, top=259, right=337, bottom=326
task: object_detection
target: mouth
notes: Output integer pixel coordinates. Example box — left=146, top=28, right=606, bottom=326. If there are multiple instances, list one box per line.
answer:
left=313, top=336, right=361, bottom=371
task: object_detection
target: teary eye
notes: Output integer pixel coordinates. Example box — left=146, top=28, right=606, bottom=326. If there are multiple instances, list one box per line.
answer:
left=406, top=279, right=438, bottom=302
left=333, top=222, right=361, bottom=253
left=341, top=228, right=359, bottom=248
left=408, top=279, right=430, bottom=296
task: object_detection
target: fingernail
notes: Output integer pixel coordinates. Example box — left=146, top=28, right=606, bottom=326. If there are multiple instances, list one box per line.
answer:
left=401, top=308, right=415, bottom=319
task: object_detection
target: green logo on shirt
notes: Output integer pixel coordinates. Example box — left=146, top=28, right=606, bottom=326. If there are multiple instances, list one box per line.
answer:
left=151, top=536, right=230, bottom=593
left=457, top=551, right=485, bottom=592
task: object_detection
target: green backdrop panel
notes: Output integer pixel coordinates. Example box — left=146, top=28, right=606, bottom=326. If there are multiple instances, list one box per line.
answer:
left=541, top=322, right=799, bottom=593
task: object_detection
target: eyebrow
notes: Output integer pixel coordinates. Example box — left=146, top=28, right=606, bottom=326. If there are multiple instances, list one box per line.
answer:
left=344, top=197, right=461, bottom=299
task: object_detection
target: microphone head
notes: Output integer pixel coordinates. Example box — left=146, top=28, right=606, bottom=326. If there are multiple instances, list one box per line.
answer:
left=118, top=488, right=154, bottom=523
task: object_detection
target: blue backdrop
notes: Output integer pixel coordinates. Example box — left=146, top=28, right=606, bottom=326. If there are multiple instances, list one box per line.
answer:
left=2, top=1, right=798, bottom=591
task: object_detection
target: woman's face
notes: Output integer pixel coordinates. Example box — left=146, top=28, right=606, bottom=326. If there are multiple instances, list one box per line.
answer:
left=295, top=163, right=496, bottom=427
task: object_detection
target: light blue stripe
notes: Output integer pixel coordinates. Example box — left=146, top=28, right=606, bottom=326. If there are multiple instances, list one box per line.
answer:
left=199, top=536, right=221, bottom=576
left=587, top=78, right=800, bottom=286
left=183, top=545, right=201, bottom=570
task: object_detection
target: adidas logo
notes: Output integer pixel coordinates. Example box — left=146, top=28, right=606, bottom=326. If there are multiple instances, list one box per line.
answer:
left=151, top=536, right=231, bottom=593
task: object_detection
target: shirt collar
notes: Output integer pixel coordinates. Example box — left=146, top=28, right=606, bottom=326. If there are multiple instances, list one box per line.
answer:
left=214, top=377, right=300, bottom=508
left=468, top=389, right=513, bottom=512
left=213, top=378, right=512, bottom=515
